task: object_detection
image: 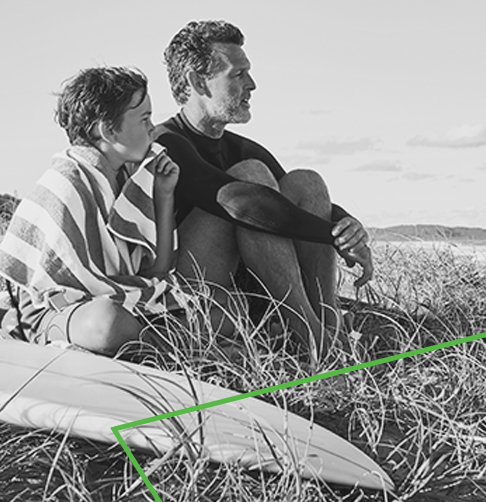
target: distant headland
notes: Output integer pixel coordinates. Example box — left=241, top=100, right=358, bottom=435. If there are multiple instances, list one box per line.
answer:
left=370, top=225, right=486, bottom=243
left=1, top=192, right=484, bottom=244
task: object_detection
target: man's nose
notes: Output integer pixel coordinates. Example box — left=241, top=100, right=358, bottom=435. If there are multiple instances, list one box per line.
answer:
left=246, top=73, right=257, bottom=90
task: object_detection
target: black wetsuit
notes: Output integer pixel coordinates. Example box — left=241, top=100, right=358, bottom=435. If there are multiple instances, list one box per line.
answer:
left=155, top=113, right=350, bottom=247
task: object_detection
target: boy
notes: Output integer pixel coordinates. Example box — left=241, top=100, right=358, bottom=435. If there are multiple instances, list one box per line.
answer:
left=0, top=67, right=185, bottom=356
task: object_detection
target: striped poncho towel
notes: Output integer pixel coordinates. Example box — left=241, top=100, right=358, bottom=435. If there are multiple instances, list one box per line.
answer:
left=0, top=144, right=178, bottom=315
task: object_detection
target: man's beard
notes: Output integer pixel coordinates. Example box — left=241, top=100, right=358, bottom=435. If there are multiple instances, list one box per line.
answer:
left=215, top=99, right=252, bottom=124
left=227, top=108, right=251, bottom=124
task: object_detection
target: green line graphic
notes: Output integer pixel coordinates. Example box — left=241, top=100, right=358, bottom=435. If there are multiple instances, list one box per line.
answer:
left=112, top=331, right=486, bottom=502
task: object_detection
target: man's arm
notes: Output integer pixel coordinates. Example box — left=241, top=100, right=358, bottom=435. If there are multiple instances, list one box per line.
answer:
left=331, top=203, right=351, bottom=222
left=235, top=133, right=352, bottom=224
left=156, top=132, right=338, bottom=245
left=216, top=181, right=337, bottom=244
left=248, top=136, right=372, bottom=284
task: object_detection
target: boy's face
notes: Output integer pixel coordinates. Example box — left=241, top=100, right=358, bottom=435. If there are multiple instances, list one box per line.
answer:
left=111, top=90, right=154, bottom=164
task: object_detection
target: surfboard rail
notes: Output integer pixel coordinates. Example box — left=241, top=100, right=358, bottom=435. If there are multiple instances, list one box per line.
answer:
left=0, top=339, right=394, bottom=492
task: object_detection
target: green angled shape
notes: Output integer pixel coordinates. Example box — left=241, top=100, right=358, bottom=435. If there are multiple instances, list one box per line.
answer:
left=112, top=331, right=486, bottom=501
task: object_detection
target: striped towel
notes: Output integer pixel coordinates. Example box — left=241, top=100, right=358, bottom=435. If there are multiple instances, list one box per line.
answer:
left=0, top=144, right=176, bottom=315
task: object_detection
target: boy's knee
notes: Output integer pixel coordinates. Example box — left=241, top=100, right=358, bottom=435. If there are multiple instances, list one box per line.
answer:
left=228, top=159, right=279, bottom=190
left=70, top=299, right=141, bottom=356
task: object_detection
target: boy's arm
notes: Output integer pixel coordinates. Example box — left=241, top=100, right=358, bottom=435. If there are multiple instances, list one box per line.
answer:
left=140, top=153, right=179, bottom=279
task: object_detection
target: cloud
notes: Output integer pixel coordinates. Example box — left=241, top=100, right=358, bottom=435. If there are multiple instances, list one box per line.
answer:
left=306, top=109, right=332, bottom=116
left=297, top=137, right=380, bottom=155
left=408, top=124, right=486, bottom=149
left=279, top=152, right=331, bottom=168
left=354, top=162, right=437, bottom=181
left=400, top=171, right=436, bottom=181
left=354, top=160, right=403, bottom=172
left=476, top=163, right=486, bottom=171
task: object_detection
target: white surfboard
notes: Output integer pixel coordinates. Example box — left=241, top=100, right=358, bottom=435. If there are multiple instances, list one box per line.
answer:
left=0, top=339, right=394, bottom=492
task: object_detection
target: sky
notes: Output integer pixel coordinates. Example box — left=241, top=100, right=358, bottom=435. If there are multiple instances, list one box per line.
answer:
left=1, top=0, right=485, bottom=228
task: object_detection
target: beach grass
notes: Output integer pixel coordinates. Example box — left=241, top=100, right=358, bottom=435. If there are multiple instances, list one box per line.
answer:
left=1, top=205, right=485, bottom=501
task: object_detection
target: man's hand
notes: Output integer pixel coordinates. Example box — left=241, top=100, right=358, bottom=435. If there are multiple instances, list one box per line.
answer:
left=338, top=244, right=373, bottom=288
left=332, top=216, right=369, bottom=252
left=154, top=152, right=180, bottom=196
left=332, top=216, right=373, bottom=285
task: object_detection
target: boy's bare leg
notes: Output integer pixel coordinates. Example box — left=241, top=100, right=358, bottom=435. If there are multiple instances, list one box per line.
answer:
left=68, top=299, right=144, bottom=356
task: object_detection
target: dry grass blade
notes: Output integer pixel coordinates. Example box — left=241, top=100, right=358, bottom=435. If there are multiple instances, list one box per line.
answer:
left=1, top=210, right=486, bottom=500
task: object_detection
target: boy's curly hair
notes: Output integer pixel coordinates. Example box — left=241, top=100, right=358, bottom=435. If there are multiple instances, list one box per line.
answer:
left=55, top=67, right=148, bottom=146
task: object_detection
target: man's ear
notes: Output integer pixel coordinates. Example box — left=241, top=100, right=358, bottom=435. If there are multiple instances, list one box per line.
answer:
left=186, top=69, right=210, bottom=97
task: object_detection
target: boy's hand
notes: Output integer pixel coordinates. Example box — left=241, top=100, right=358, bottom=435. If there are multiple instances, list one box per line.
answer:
left=154, top=152, right=179, bottom=196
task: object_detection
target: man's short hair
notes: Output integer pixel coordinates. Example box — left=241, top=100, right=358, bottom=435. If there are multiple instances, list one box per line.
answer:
left=55, top=67, right=148, bottom=146
left=164, top=20, right=245, bottom=105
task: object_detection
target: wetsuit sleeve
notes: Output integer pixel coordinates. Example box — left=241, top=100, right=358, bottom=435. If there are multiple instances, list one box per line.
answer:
left=217, top=182, right=337, bottom=244
left=157, top=132, right=337, bottom=246
left=250, top=145, right=350, bottom=222
left=331, top=203, right=352, bottom=221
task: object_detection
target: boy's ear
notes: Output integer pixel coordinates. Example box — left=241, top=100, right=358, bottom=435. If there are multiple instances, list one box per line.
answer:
left=97, top=121, right=116, bottom=144
left=186, top=69, right=209, bottom=97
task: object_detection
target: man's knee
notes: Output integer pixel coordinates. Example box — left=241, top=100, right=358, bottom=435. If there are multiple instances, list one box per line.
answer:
left=70, top=299, right=141, bottom=355
left=227, top=159, right=279, bottom=190
left=281, top=169, right=330, bottom=199
left=279, top=169, right=332, bottom=213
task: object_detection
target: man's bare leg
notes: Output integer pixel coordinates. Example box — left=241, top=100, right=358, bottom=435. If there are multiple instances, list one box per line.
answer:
left=231, top=162, right=324, bottom=352
left=177, top=206, right=239, bottom=288
left=176, top=160, right=325, bottom=357
left=279, top=169, right=341, bottom=330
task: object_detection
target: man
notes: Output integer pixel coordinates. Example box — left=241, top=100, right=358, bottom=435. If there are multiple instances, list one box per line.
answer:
left=155, top=20, right=373, bottom=359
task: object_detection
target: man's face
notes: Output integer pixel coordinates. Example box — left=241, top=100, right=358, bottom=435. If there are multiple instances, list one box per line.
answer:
left=203, top=43, right=257, bottom=125
left=112, top=90, right=155, bottom=163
